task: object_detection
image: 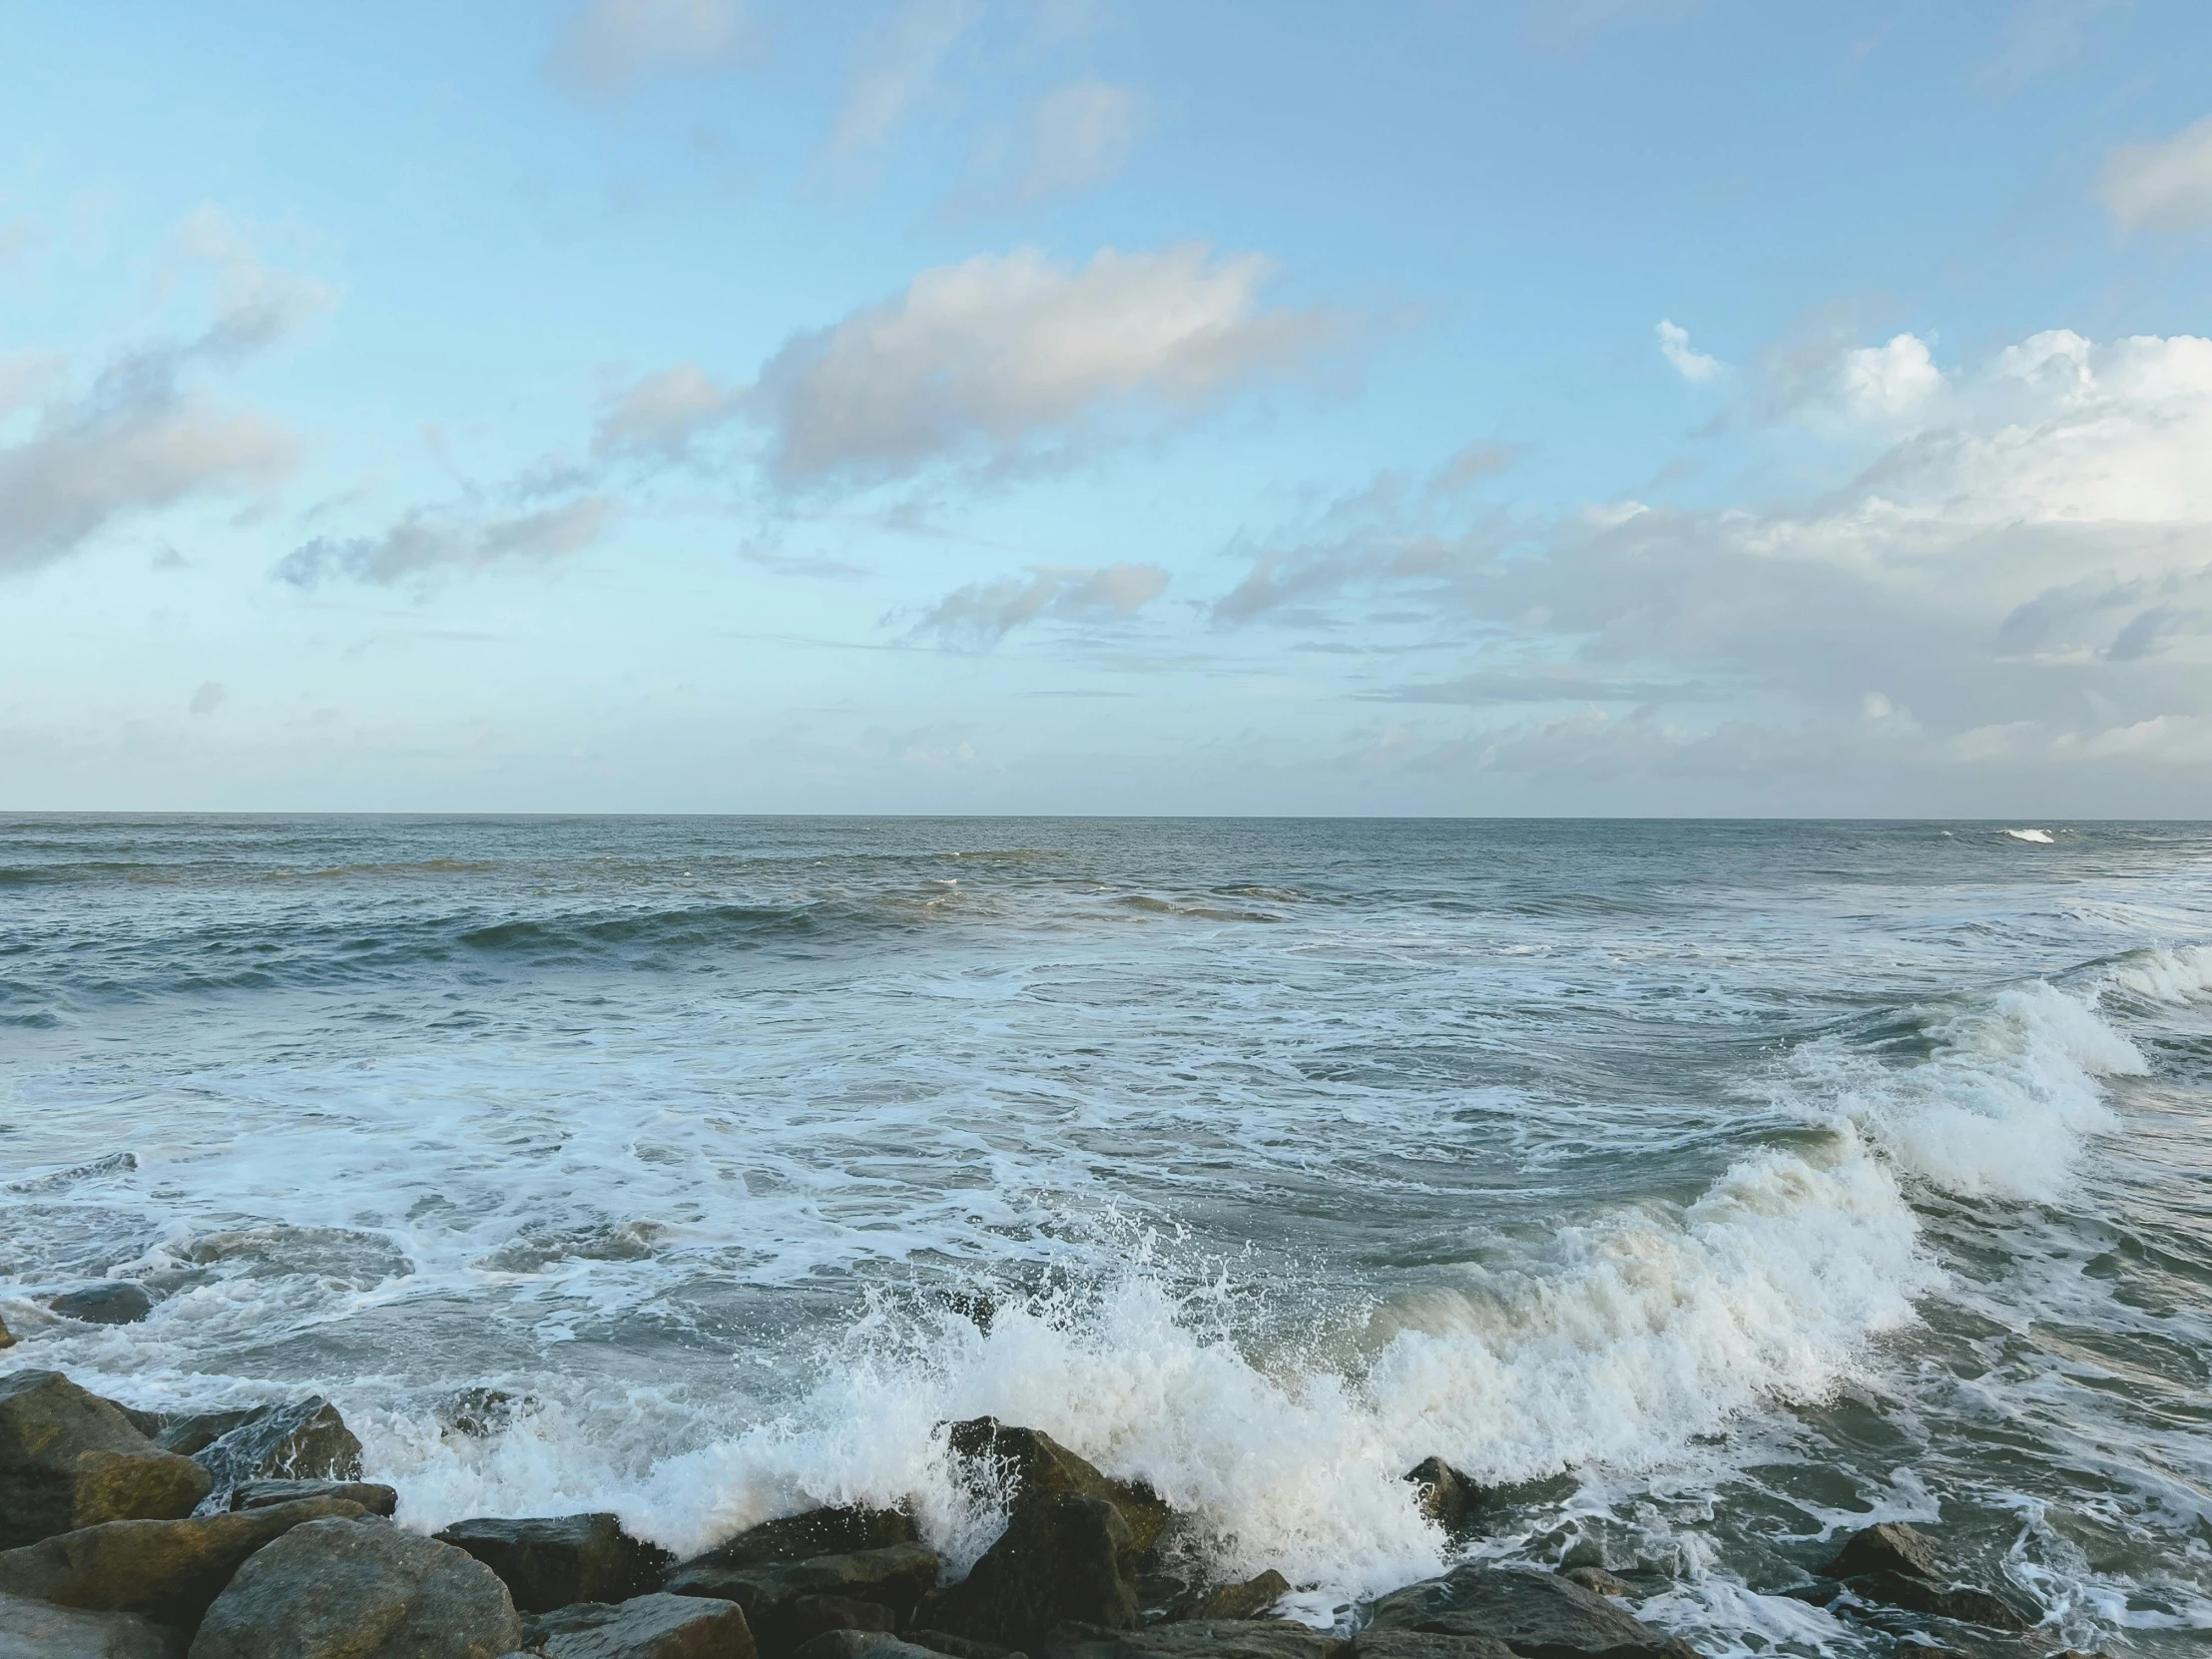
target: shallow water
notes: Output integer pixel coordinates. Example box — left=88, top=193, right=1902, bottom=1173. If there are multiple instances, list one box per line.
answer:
left=3, top=816, right=2209, bottom=1654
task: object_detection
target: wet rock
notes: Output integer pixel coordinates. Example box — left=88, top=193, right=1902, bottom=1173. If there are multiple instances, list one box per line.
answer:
left=1403, top=1460, right=1482, bottom=1532
left=0, top=1314, right=15, bottom=1351
left=0, top=1371, right=214, bottom=1547
left=944, top=1421, right=1171, bottom=1557
left=48, top=1285, right=155, bottom=1327
left=667, top=1541, right=940, bottom=1656
left=0, top=1589, right=185, bottom=1659
left=1839, top=1571, right=2034, bottom=1635
left=1555, top=1569, right=1633, bottom=1600
left=437, top=1513, right=671, bottom=1613
left=1167, top=1572, right=1291, bottom=1622
left=791, top=1636, right=946, bottom=1659
left=1045, top=1618, right=1350, bottom=1659
left=1354, top=1634, right=1516, bottom=1659
left=0, top=1496, right=366, bottom=1629
left=1822, top=1523, right=1941, bottom=1584
left=190, top=1398, right=363, bottom=1491
left=906, top=1631, right=1024, bottom=1659
left=228, top=1478, right=397, bottom=1517
left=683, top=1509, right=919, bottom=1575
left=187, top=1515, right=521, bottom=1659
left=150, top=1413, right=260, bottom=1461
left=1366, top=1565, right=1698, bottom=1659
left=923, top=1493, right=1137, bottom=1656
left=525, top=1592, right=757, bottom=1659
left=439, top=1388, right=526, bottom=1439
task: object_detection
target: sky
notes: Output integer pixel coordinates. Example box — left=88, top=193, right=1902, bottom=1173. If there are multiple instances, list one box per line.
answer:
left=5, top=0, right=2212, bottom=816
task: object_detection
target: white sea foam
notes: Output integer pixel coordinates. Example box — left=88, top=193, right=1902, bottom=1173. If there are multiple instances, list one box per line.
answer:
left=2007, top=828, right=2057, bottom=843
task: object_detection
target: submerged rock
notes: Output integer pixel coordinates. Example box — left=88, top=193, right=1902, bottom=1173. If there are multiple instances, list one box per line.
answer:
left=944, top=1421, right=1171, bottom=1558
left=1555, top=1569, right=1633, bottom=1600
left=1046, top=1619, right=1350, bottom=1659
left=1402, top=1460, right=1482, bottom=1532
left=683, top=1508, right=919, bottom=1575
left=0, top=1589, right=184, bottom=1659
left=1839, top=1571, right=2034, bottom=1635
left=923, top=1492, right=1137, bottom=1657
left=228, top=1478, right=397, bottom=1517
left=437, top=1512, right=671, bottom=1612
left=1366, top=1565, right=1698, bottom=1659
left=47, top=1285, right=155, bottom=1327
left=187, top=1515, right=520, bottom=1659
left=1822, top=1523, right=1941, bottom=1584
left=525, top=1592, right=757, bottom=1659
left=667, top=1541, right=940, bottom=1656
left=0, top=1496, right=366, bottom=1630
left=1166, top=1571, right=1291, bottom=1623
left=0, top=1372, right=213, bottom=1548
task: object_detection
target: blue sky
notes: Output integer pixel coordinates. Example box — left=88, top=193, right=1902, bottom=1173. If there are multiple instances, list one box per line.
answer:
left=6, top=0, right=2212, bottom=814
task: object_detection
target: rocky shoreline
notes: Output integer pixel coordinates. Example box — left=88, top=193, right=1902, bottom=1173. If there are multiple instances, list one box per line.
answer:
left=0, top=1365, right=2105, bottom=1659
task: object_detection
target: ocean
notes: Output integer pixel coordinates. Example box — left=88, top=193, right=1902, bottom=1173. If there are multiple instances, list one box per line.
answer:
left=2, top=815, right=2208, bottom=1654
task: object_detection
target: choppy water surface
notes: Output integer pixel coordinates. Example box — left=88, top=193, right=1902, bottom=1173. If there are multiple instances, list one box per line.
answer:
left=3, top=817, right=2210, bottom=1653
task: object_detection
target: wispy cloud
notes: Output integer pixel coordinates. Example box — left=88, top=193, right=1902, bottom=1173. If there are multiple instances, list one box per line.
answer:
left=908, top=562, right=1169, bottom=647
left=547, top=0, right=760, bottom=101
left=824, top=0, right=985, bottom=164
left=1656, top=318, right=1722, bottom=383
left=277, top=498, right=613, bottom=587
left=2100, top=115, right=2212, bottom=232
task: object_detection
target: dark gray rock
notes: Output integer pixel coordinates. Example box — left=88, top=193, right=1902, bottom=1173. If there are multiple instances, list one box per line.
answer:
left=1355, top=1633, right=1515, bottom=1659
left=229, top=1478, right=397, bottom=1517
left=667, top=1541, right=940, bottom=1656
left=436, top=1513, right=670, bottom=1612
left=923, top=1493, right=1136, bottom=1657
left=186, top=1515, right=521, bottom=1659
left=1045, top=1619, right=1350, bottom=1659
left=1402, top=1460, right=1482, bottom=1532
left=1823, top=1523, right=1940, bottom=1584
left=789, top=1596, right=897, bottom=1644
left=0, top=1496, right=366, bottom=1629
left=1555, top=1570, right=1632, bottom=1600
left=0, top=1372, right=214, bottom=1547
left=906, top=1631, right=1023, bottom=1659
left=0, top=1589, right=185, bottom=1659
left=1839, top=1571, right=2034, bottom=1634
left=790, top=1636, right=944, bottom=1659
left=48, top=1286, right=155, bottom=1327
left=1365, top=1566, right=1698, bottom=1659
left=525, top=1592, right=757, bottom=1659
left=680, top=1510, right=920, bottom=1575
left=1168, top=1572, right=1291, bottom=1623
left=190, top=1398, right=363, bottom=1490
left=151, top=1413, right=260, bottom=1460
left=944, top=1422, right=1170, bottom=1558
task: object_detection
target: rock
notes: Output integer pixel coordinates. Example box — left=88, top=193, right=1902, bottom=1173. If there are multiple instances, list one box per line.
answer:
left=190, top=1399, right=363, bottom=1490
left=1355, top=1635, right=1515, bottom=1659
left=229, top=1478, right=397, bottom=1517
left=923, top=1493, right=1136, bottom=1657
left=1822, top=1523, right=1940, bottom=1584
left=1839, top=1571, right=2034, bottom=1634
left=1168, top=1572, right=1291, bottom=1622
left=0, top=1315, right=15, bottom=1350
left=944, top=1422, right=1171, bottom=1558
left=439, top=1389, right=526, bottom=1440
left=1045, top=1619, right=1351, bottom=1659
left=151, top=1413, right=261, bottom=1460
left=525, top=1592, right=757, bottom=1659
left=906, top=1632, right=1023, bottom=1659
left=48, top=1285, right=155, bottom=1327
left=667, top=1541, right=940, bottom=1656
left=187, top=1515, right=521, bottom=1659
left=0, top=1589, right=185, bottom=1659
left=436, top=1513, right=670, bottom=1613
left=1555, top=1569, right=1632, bottom=1600
left=0, top=1371, right=214, bottom=1547
left=0, top=1496, right=367, bottom=1629
left=789, top=1596, right=898, bottom=1643
left=1365, top=1566, right=1698, bottom=1659
left=1402, top=1460, right=1482, bottom=1532
left=682, top=1509, right=918, bottom=1574
left=791, top=1637, right=945, bottom=1659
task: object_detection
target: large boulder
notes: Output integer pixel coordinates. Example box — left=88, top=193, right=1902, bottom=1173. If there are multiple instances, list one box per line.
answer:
left=435, top=1513, right=670, bottom=1612
left=0, top=1496, right=366, bottom=1629
left=0, top=1372, right=213, bottom=1547
left=47, top=1286, right=155, bottom=1327
left=186, top=1400, right=362, bottom=1492
left=1820, top=1523, right=2034, bottom=1634
left=944, top=1422, right=1170, bottom=1558
left=525, top=1592, right=757, bottom=1659
left=0, top=1589, right=184, bottom=1659
left=922, top=1493, right=1136, bottom=1656
left=1365, top=1567, right=1698, bottom=1659
left=687, top=1509, right=917, bottom=1573
left=229, top=1479, right=397, bottom=1517
left=667, top=1542, right=939, bottom=1657
left=1045, top=1620, right=1351, bottom=1659
left=186, top=1516, right=521, bottom=1659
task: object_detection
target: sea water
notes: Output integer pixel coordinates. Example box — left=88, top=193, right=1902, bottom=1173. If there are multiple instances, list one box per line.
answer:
left=2, top=817, right=2208, bottom=1653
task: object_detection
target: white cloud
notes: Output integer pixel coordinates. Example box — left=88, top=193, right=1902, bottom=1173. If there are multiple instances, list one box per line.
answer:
left=2100, top=116, right=2212, bottom=232
left=1838, top=331, right=1945, bottom=421
left=747, top=244, right=1337, bottom=485
left=910, top=562, right=1169, bottom=648
left=1656, top=318, right=1721, bottom=383
left=826, top=0, right=984, bottom=161
left=548, top=0, right=757, bottom=100
left=593, top=361, right=740, bottom=459
left=276, top=498, right=613, bottom=587
left=1019, top=79, right=1148, bottom=202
